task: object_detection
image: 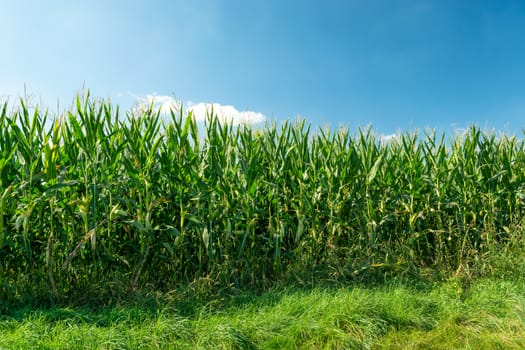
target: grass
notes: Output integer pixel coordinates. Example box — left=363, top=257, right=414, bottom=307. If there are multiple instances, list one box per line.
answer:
left=1, top=277, right=524, bottom=349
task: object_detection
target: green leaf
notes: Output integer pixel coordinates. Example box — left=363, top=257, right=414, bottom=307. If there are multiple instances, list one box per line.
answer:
left=44, top=181, right=79, bottom=193
left=367, top=154, right=383, bottom=184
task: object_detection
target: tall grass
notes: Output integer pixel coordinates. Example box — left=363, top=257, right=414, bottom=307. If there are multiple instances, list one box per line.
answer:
left=0, top=93, right=524, bottom=304
left=2, top=279, right=525, bottom=349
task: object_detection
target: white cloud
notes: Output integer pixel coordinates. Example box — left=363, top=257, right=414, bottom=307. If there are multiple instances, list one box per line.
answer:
left=134, top=95, right=266, bottom=125
left=134, top=94, right=182, bottom=115
left=379, top=133, right=399, bottom=143
left=187, top=102, right=266, bottom=125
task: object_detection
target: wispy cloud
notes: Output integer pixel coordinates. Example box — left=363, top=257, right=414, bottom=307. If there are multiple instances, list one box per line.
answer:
left=134, top=94, right=266, bottom=125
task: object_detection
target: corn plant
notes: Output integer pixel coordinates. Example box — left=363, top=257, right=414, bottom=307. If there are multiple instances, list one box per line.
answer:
left=0, top=94, right=524, bottom=305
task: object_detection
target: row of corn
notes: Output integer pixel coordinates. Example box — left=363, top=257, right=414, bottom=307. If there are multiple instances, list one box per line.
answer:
left=0, top=94, right=524, bottom=303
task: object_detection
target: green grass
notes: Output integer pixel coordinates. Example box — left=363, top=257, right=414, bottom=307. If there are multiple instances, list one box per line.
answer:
left=1, top=278, right=524, bottom=349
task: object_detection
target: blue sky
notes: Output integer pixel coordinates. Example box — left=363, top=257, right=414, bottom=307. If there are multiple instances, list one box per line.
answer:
left=1, top=0, right=525, bottom=135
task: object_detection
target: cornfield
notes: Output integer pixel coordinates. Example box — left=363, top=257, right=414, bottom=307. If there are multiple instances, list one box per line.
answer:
left=1, top=94, right=524, bottom=304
